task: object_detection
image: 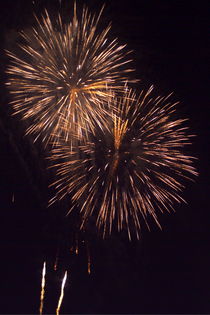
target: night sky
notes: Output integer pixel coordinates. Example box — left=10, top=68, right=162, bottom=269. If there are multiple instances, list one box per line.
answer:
left=0, top=0, right=209, bottom=314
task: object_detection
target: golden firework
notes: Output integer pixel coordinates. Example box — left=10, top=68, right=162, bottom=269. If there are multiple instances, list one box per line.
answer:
left=49, top=87, right=197, bottom=239
left=6, top=3, right=136, bottom=144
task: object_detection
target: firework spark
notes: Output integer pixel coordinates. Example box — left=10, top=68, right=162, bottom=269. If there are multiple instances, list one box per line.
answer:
left=6, top=3, right=135, bottom=144
left=50, top=86, right=197, bottom=239
left=39, top=261, right=46, bottom=315
left=54, top=248, right=60, bottom=271
left=86, top=241, right=91, bottom=274
left=56, top=271, right=68, bottom=315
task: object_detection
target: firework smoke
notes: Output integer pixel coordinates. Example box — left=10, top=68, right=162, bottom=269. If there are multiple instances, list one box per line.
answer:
left=50, top=86, right=197, bottom=239
left=6, top=3, right=135, bottom=144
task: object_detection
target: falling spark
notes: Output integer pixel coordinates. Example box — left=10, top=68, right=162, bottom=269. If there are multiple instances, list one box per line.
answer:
left=86, top=242, right=91, bottom=274
left=54, top=249, right=59, bottom=271
left=12, top=193, right=15, bottom=203
left=39, top=261, right=46, bottom=315
left=50, top=86, right=197, bottom=239
left=56, top=271, right=68, bottom=315
left=75, top=237, right=79, bottom=255
left=6, top=3, right=136, bottom=144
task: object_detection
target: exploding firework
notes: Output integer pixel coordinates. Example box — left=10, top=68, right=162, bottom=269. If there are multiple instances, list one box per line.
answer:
left=49, top=86, right=197, bottom=239
left=6, top=3, right=135, bottom=144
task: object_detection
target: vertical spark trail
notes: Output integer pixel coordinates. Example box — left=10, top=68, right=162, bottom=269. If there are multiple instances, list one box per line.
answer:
left=56, top=271, right=68, bottom=315
left=39, top=261, right=46, bottom=315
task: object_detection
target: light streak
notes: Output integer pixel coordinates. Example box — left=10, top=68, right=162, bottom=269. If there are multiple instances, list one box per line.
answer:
left=39, top=261, right=46, bottom=315
left=56, top=271, right=68, bottom=315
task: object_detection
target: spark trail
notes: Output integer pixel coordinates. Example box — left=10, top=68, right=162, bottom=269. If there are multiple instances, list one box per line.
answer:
left=39, top=261, right=46, bottom=315
left=56, top=271, right=68, bottom=315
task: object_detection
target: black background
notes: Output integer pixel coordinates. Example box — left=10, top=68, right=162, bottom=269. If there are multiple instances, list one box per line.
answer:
left=0, top=0, right=209, bottom=314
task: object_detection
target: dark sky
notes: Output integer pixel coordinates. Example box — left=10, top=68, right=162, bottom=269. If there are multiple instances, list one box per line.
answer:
left=0, top=0, right=209, bottom=314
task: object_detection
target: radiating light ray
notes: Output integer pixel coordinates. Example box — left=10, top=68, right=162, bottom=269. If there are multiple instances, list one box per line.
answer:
left=39, top=261, right=46, bottom=315
left=56, top=271, right=68, bottom=315
left=50, top=86, right=197, bottom=239
left=6, top=3, right=136, bottom=145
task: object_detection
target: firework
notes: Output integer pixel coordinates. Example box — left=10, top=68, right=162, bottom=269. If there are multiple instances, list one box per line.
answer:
left=6, top=3, right=135, bottom=144
left=49, top=86, right=197, bottom=239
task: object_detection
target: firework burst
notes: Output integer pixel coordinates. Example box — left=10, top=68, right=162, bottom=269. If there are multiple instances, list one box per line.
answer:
left=6, top=3, right=135, bottom=144
left=49, top=86, right=197, bottom=239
